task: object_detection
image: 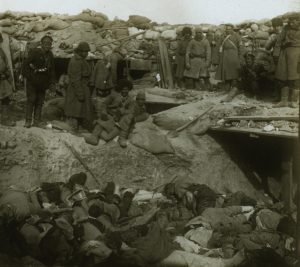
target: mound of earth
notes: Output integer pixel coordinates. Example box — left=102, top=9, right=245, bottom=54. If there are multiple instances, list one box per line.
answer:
left=0, top=115, right=263, bottom=200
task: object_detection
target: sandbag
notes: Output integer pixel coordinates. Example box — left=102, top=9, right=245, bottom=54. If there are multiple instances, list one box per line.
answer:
left=130, top=126, right=174, bottom=154
left=128, top=15, right=151, bottom=26
left=161, top=30, right=177, bottom=40
left=0, top=19, right=14, bottom=27
left=0, top=26, right=17, bottom=35
left=144, top=30, right=160, bottom=40
left=153, top=113, right=185, bottom=131
left=32, top=21, right=48, bottom=32
left=46, top=18, right=70, bottom=30
left=113, top=28, right=128, bottom=39
left=251, top=23, right=259, bottom=32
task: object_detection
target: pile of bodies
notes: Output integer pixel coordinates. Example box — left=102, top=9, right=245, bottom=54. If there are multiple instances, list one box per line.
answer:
left=0, top=172, right=296, bottom=267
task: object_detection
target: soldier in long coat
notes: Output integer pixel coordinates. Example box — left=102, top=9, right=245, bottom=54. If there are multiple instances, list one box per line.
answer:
left=215, top=24, right=242, bottom=102
left=184, top=28, right=211, bottom=90
left=0, top=33, right=15, bottom=126
left=175, top=27, right=192, bottom=89
left=274, top=15, right=300, bottom=108
left=64, top=42, right=92, bottom=132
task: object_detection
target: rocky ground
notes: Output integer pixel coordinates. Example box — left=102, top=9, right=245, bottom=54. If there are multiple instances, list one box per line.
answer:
left=2, top=86, right=297, bottom=201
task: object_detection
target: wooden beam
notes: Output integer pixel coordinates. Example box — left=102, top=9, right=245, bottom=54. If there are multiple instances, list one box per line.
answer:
left=224, top=115, right=299, bottom=122
left=210, top=126, right=298, bottom=139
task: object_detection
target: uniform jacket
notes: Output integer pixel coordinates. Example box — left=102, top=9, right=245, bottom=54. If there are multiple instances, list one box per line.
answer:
left=23, top=47, right=55, bottom=87
left=184, top=38, right=211, bottom=79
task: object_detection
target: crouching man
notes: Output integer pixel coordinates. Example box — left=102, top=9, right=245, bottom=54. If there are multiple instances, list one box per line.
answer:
left=85, top=80, right=149, bottom=148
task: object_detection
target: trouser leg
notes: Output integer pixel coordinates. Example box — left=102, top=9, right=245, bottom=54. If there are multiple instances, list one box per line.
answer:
left=33, top=88, right=46, bottom=126
left=118, top=114, right=134, bottom=148
left=273, top=85, right=289, bottom=108
left=288, top=80, right=299, bottom=108
left=0, top=97, right=15, bottom=127
left=25, top=82, right=37, bottom=128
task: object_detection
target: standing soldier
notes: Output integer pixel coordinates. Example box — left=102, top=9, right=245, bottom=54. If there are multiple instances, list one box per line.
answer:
left=184, top=28, right=211, bottom=90
left=23, top=35, right=56, bottom=128
left=274, top=15, right=300, bottom=108
left=175, top=27, right=192, bottom=89
left=215, top=24, right=243, bottom=102
left=206, top=28, right=220, bottom=69
left=0, top=33, right=15, bottom=126
left=265, top=17, right=284, bottom=65
left=64, top=42, right=92, bottom=132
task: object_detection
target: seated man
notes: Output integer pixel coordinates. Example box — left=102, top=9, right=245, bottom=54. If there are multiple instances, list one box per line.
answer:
left=86, top=80, right=149, bottom=148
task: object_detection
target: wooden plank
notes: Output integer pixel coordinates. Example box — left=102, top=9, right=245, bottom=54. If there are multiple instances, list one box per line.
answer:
left=210, top=126, right=298, bottom=139
left=1, top=33, right=15, bottom=91
left=158, top=38, right=174, bottom=89
left=176, top=106, right=214, bottom=132
left=224, top=115, right=299, bottom=122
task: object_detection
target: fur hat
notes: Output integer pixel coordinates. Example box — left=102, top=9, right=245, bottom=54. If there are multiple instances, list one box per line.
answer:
left=75, top=42, right=90, bottom=52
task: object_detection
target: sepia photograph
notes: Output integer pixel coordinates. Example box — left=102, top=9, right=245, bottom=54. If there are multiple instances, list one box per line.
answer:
left=0, top=0, right=300, bottom=266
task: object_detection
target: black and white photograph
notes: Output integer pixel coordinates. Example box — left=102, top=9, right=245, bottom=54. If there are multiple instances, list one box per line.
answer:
left=0, top=0, right=300, bottom=266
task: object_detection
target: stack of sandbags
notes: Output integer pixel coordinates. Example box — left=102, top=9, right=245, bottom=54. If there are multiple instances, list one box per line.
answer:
left=127, top=15, right=151, bottom=29
left=67, top=10, right=106, bottom=27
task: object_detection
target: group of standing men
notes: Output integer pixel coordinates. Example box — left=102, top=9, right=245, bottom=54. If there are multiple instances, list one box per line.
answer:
left=175, top=14, right=300, bottom=107
left=175, top=24, right=243, bottom=102
left=0, top=34, right=148, bottom=148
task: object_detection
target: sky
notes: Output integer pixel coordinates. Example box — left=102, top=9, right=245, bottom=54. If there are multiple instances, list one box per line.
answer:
left=0, top=0, right=299, bottom=25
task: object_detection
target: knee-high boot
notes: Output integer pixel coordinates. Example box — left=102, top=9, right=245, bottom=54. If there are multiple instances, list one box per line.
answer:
left=24, top=103, right=34, bottom=128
